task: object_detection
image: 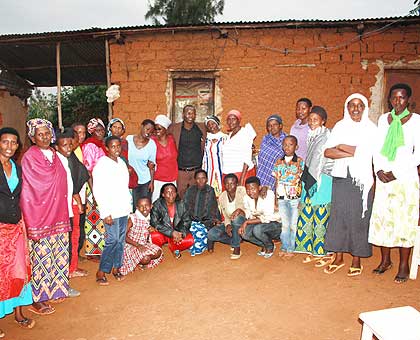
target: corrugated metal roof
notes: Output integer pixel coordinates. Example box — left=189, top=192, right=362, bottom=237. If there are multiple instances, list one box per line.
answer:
left=0, top=15, right=418, bottom=87
left=0, top=15, right=419, bottom=41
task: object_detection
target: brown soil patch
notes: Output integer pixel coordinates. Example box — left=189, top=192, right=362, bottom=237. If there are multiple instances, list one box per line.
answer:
left=1, top=244, right=419, bottom=340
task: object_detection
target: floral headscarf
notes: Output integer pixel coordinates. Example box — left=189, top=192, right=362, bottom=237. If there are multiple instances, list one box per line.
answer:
left=87, top=118, right=106, bottom=134
left=26, top=118, right=56, bottom=143
left=107, top=118, right=126, bottom=137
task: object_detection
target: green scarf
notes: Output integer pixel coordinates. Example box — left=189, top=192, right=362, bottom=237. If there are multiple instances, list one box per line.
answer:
left=380, top=108, right=410, bottom=161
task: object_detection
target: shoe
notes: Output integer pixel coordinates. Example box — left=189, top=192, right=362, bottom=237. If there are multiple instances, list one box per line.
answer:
left=15, top=318, right=36, bottom=329
left=394, top=275, right=408, bottom=284
left=302, top=255, right=318, bottom=264
left=96, top=276, right=109, bottom=286
left=372, top=263, right=393, bottom=275
left=264, top=251, right=274, bottom=259
left=230, top=252, right=241, bottom=260
left=324, top=263, right=345, bottom=274
left=257, top=250, right=266, bottom=256
left=68, top=287, right=81, bottom=298
left=347, top=266, right=363, bottom=277
left=28, top=304, right=55, bottom=316
left=112, top=272, right=125, bottom=282
left=70, top=268, right=88, bottom=278
left=173, top=250, right=182, bottom=259
left=314, top=255, right=335, bottom=268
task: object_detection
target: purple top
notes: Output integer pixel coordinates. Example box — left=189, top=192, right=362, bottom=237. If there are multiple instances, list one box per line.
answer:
left=290, top=120, right=310, bottom=160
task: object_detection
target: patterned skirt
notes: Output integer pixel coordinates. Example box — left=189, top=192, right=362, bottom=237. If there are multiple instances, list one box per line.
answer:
left=84, top=185, right=105, bottom=255
left=120, top=243, right=163, bottom=275
left=295, top=195, right=331, bottom=256
left=369, top=179, right=419, bottom=248
left=189, top=221, right=208, bottom=256
left=29, top=232, right=69, bottom=303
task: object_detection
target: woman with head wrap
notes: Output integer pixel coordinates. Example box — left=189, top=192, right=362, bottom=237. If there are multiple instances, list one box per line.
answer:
left=323, top=94, right=376, bottom=276
left=0, top=127, right=35, bottom=334
left=295, top=106, right=333, bottom=266
left=21, top=119, right=71, bottom=314
left=202, top=115, right=227, bottom=197
left=290, top=98, right=312, bottom=160
left=257, top=114, right=287, bottom=191
left=151, top=114, right=178, bottom=203
left=82, top=117, right=107, bottom=256
left=107, top=118, right=128, bottom=161
left=222, top=110, right=257, bottom=187
left=369, top=83, right=420, bottom=284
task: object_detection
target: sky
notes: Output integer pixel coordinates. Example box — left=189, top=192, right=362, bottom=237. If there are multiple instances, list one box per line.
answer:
left=1, top=0, right=418, bottom=35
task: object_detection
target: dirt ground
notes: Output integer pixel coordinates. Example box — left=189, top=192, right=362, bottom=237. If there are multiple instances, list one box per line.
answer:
left=1, top=243, right=419, bottom=340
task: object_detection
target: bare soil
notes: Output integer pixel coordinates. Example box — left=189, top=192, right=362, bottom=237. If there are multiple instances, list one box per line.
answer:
left=1, top=243, right=419, bottom=340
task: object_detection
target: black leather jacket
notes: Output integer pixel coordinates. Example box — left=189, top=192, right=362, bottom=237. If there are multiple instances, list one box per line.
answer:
left=0, top=162, right=22, bottom=224
left=150, top=197, right=191, bottom=238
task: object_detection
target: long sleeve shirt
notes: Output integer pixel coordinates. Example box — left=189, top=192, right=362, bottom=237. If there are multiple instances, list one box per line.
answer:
left=243, top=189, right=280, bottom=223
left=92, top=156, right=132, bottom=219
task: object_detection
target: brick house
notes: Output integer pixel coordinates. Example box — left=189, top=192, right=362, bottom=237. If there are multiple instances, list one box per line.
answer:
left=0, top=16, right=419, bottom=145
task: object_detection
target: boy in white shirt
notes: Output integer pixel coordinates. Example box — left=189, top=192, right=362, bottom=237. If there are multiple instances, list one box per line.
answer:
left=237, top=176, right=281, bottom=258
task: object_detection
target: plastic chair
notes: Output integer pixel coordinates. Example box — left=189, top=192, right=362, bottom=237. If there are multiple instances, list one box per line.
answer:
left=359, top=306, right=420, bottom=340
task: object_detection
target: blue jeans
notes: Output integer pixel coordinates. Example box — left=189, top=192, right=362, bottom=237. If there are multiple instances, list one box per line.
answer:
left=236, top=215, right=281, bottom=252
left=278, top=199, right=299, bottom=253
left=99, top=216, right=128, bottom=273
left=207, top=216, right=242, bottom=249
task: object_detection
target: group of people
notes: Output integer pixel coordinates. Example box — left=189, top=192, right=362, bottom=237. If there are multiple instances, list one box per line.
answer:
left=1, top=82, right=419, bottom=337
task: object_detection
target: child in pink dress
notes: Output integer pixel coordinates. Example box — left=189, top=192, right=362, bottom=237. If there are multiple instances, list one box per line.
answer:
left=120, top=197, right=163, bottom=276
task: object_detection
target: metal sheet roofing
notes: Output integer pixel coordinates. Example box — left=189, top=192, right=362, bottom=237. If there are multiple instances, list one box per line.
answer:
left=0, top=15, right=418, bottom=87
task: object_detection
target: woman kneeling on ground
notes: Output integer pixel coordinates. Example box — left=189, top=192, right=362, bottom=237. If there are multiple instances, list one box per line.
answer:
left=150, top=184, right=194, bottom=258
left=183, top=169, right=221, bottom=256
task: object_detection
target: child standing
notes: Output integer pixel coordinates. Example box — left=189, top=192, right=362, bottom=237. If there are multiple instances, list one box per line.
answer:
left=272, top=135, right=304, bottom=257
left=120, top=197, right=163, bottom=276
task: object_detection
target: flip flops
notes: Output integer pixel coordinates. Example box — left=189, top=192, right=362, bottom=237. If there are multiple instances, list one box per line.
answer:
left=15, top=317, right=36, bottom=329
left=394, top=275, right=408, bottom=284
left=113, top=272, right=125, bottom=282
left=314, top=256, right=334, bottom=268
left=302, top=255, right=319, bottom=264
left=324, top=263, right=345, bottom=274
left=347, top=266, right=363, bottom=277
left=96, top=276, right=109, bottom=286
left=0, top=329, right=5, bottom=338
left=372, top=263, right=393, bottom=275
left=28, top=304, right=55, bottom=316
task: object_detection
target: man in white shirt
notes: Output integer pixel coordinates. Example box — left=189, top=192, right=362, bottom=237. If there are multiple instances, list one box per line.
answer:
left=237, top=176, right=281, bottom=258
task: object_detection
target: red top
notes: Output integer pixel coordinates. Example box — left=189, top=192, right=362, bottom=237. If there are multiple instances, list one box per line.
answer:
left=167, top=203, right=176, bottom=226
left=152, top=134, right=178, bottom=182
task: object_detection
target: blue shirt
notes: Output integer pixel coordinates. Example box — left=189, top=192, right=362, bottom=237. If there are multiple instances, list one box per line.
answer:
left=127, top=136, right=157, bottom=184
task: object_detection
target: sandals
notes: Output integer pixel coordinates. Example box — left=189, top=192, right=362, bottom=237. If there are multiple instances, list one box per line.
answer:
left=113, top=272, right=125, bottom=282
left=230, top=252, right=241, bottom=260
left=324, top=263, right=345, bottom=274
left=50, top=297, right=65, bottom=304
left=0, top=329, right=4, bottom=338
left=372, top=263, right=393, bottom=275
left=302, top=255, right=319, bottom=264
left=347, top=266, right=363, bottom=277
left=314, top=255, right=334, bottom=268
left=70, top=268, right=88, bottom=278
left=28, top=304, right=55, bottom=316
left=96, top=276, right=109, bottom=286
left=173, top=250, right=182, bottom=259
left=394, top=275, right=408, bottom=284
left=15, top=317, right=36, bottom=329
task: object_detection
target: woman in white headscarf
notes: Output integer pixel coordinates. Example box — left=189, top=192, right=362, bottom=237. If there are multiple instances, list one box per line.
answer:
left=202, top=115, right=227, bottom=197
left=323, top=93, right=377, bottom=276
left=151, top=114, right=178, bottom=203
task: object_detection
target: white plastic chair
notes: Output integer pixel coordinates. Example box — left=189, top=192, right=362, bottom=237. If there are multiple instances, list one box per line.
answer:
left=409, top=226, right=420, bottom=280
left=359, top=306, right=420, bottom=340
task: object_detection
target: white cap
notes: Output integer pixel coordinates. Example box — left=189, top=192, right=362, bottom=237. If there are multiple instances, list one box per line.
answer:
left=154, top=114, right=171, bottom=129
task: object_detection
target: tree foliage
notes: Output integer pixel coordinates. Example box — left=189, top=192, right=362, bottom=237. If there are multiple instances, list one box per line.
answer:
left=28, top=85, right=108, bottom=128
left=145, top=0, right=224, bottom=25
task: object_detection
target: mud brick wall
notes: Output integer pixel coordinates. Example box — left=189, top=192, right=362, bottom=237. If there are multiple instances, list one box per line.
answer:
left=109, top=23, right=420, bottom=145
